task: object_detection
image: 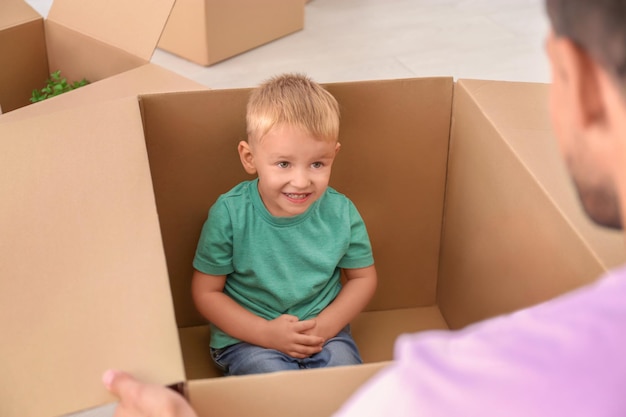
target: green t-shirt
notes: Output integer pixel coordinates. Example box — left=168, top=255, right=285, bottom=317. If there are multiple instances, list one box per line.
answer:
left=193, top=179, right=374, bottom=349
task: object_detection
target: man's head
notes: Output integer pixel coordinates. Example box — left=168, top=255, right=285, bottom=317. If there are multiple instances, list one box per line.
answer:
left=239, top=74, right=341, bottom=217
left=545, top=0, right=626, bottom=229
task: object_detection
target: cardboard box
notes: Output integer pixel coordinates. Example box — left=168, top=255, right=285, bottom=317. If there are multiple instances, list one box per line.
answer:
left=1, top=78, right=624, bottom=417
left=0, top=0, right=180, bottom=113
left=0, top=63, right=207, bottom=123
left=157, top=0, right=305, bottom=66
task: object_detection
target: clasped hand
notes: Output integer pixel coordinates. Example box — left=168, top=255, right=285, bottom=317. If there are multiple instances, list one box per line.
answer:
left=263, top=314, right=325, bottom=358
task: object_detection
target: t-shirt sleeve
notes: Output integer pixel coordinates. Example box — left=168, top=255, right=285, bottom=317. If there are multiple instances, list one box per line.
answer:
left=338, top=201, right=374, bottom=269
left=192, top=199, right=235, bottom=276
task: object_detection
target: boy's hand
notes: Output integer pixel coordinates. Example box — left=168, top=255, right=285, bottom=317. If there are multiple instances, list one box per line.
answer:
left=264, top=314, right=325, bottom=358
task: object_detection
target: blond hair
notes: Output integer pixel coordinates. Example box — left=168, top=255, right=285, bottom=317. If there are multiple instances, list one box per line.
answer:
left=246, top=73, right=340, bottom=143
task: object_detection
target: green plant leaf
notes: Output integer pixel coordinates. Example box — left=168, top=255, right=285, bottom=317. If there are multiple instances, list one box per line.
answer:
left=29, top=70, right=90, bottom=103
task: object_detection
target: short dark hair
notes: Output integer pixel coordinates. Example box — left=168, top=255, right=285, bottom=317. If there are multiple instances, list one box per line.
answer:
left=546, top=0, right=626, bottom=86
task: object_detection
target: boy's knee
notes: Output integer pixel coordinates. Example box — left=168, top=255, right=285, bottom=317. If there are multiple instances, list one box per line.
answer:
left=324, top=343, right=362, bottom=366
left=228, top=348, right=299, bottom=375
left=322, top=333, right=362, bottom=367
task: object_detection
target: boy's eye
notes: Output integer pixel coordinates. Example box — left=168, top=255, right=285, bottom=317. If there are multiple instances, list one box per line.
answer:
left=311, top=162, right=324, bottom=169
left=277, top=161, right=290, bottom=168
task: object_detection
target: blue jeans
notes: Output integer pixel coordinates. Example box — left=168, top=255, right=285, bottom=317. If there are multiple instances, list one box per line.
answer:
left=210, top=326, right=362, bottom=376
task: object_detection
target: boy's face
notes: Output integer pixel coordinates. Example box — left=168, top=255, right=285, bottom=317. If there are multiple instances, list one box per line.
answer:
left=239, top=124, right=340, bottom=217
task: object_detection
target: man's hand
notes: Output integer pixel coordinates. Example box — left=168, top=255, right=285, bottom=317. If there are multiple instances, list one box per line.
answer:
left=263, top=314, right=325, bottom=358
left=103, top=370, right=197, bottom=417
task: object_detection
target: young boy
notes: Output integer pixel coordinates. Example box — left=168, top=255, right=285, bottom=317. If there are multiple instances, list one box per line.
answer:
left=191, top=73, right=378, bottom=376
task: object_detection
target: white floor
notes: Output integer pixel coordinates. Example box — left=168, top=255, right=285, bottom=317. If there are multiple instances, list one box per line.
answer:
left=26, top=0, right=550, bottom=90
left=24, top=1, right=550, bottom=416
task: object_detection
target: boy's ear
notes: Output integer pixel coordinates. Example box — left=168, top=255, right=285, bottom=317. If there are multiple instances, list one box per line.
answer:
left=238, top=140, right=257, bottom=175
left=335, top=142, right=341, bottom=154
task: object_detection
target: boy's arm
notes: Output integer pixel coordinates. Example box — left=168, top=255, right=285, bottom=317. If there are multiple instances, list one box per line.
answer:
left=312, top=265, right=378, bottom=341
left=191, top=269, right=324, bottom=358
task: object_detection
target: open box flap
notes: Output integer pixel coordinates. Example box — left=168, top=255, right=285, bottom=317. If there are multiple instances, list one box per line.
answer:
left=47, top=0, right=176, bottom=60
left=0, top=0, right=41, bottom=30
left=0, top=63, right=207, bottom=124
left=438, top=79, right=620, bottom=329
left=457, top=79, right=625, bottom=269
left=0, top=98, right=185, bottom=417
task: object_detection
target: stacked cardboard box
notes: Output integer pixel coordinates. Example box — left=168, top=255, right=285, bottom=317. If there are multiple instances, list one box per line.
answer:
left=158, top=0, right=305, bottom=66
left=0, top=0, right=206, bottom=116
left=2, top=77, right=623, bottom=417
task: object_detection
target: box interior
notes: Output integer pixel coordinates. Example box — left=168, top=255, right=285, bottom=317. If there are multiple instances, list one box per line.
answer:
left=138, top=77, right=453, bottom=379
left=137, top=77, right=623, bottom=384
left=44, top=20, right=146, bottom=86
left=438, top=80, right=625, bottom=328
left=0, top=0, right=175, bottom=113
left=181, top=80, right=624, bottom=417
left=0, top=0, right=48, bottom=113
left=0, top=63, right=207, bottom=123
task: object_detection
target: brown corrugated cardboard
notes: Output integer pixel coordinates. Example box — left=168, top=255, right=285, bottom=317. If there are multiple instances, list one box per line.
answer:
left=0, top=98, right=185, bottom=417
left=437, top=79, right=626, bottom=329
left=47, top=0, right=176, bottom=62
left=0, top=64, right=207, bottom=123
left=0, top=0, right=48, bottom=113
left=2, top=77, right=623, bottom=417
left=139, top=78, right=454, bottom=382
left=0, top=0, right=176, bottom=113
left=188, top=362, right=388, bottom=417
left=158, top=0, right=305, bottom=66
left=458, top=80, right=625, bottom=269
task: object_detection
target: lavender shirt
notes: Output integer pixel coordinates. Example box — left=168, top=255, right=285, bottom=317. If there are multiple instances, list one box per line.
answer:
left=335, top=266, right=626, bottom=417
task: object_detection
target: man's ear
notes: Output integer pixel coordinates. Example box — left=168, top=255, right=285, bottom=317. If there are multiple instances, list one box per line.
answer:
left=558, top=37, right=606, bottom=129
left=238, top=140, right=257, bottom=175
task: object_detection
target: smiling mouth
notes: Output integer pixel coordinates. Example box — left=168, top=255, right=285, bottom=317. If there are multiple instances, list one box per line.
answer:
left=284, top=193, right=311, bottom=201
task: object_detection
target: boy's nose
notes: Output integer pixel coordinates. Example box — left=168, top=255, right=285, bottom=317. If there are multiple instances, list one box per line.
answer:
left=290, top=169, right=310, bottom=188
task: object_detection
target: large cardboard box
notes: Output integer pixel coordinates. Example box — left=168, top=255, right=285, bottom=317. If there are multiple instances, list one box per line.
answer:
left=1, top=78, right=623, bottom=417
left=0, top=63, right=207, bottom=123
left=157, top=0, right=305, bottom=66
left=0, top=0, right=181, bottom=113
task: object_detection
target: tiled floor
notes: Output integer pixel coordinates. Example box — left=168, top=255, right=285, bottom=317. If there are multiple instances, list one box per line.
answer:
left=23, top=1, right=550, bottom=416
left=26, top=0, right=550, bottom=90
